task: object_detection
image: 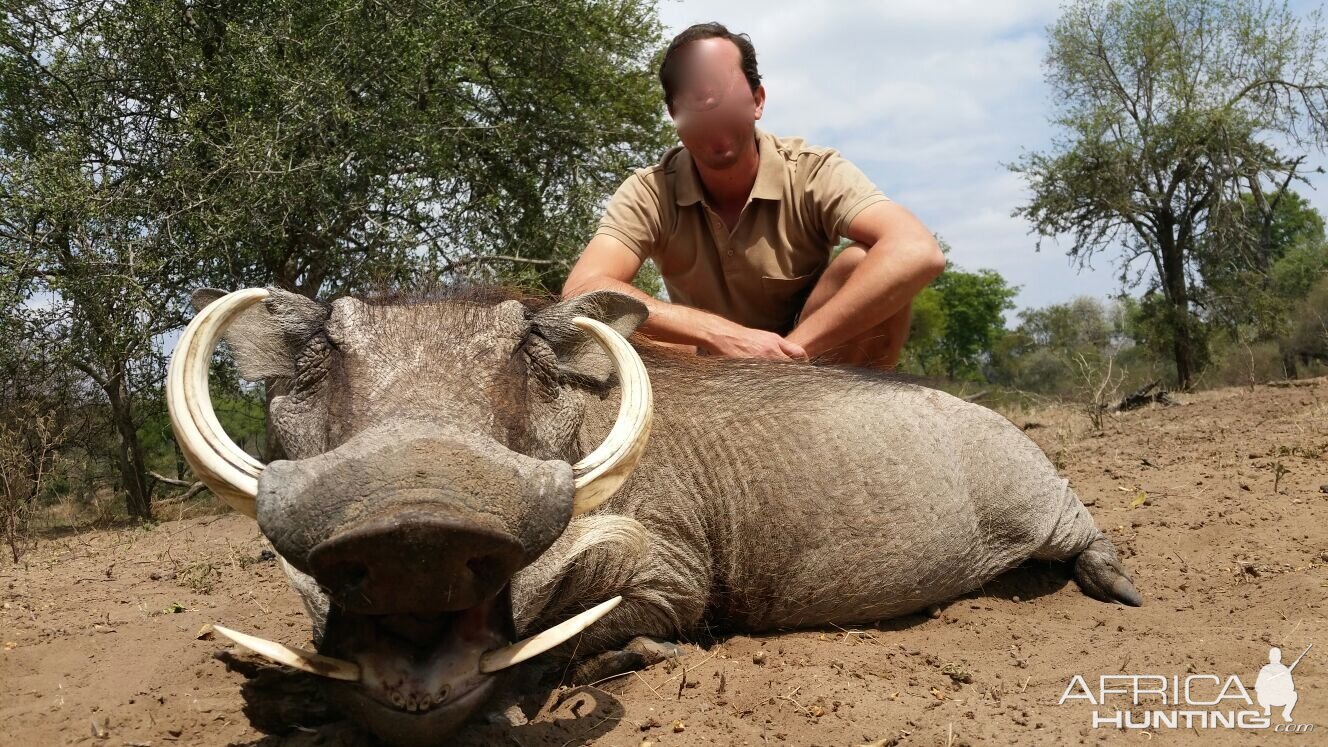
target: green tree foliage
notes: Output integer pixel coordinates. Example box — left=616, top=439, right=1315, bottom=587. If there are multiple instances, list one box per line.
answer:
left=0, top=0, right=198, bottom=516
left=902, top=250, right=1019, bottom=380
left=1270, top=234, right=1328, bottom=302
left=162, top=0, right=673, bottom=294
left=1012, top=0, right=1328, bottom=389
left=1287, top=274, right=1328, bottom=362
left=1017, top=296, right=1121, bottom=354
left=988, top=296, right=1134, bottom=395
left=1201, top=190, right=1327, bottom=338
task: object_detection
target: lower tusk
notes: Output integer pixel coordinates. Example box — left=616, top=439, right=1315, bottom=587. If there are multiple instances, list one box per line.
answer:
left=478, top=595, right=622, bottom=673
left=211, top=624, right=361, bottom=682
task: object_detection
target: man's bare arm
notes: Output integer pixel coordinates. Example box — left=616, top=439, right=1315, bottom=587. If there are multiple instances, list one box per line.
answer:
left=562, top=235, right=806, bottom=360
left=785, top=201, right=945, bottom=359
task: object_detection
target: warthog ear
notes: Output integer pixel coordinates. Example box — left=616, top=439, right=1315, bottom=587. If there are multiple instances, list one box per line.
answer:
left=530, top=290, right=648, bottom=386
left=189, top=287, right=330, bottom=381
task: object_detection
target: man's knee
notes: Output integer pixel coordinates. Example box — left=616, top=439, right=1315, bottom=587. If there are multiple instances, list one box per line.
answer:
left=817, top=242, right=869, bottom=292
left=829, top=242, right=869, bottom=276
left=802, top=242, right=869, bottom=320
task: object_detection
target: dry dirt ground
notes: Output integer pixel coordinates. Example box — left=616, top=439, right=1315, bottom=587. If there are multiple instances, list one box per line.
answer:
left=2, top=379, right=1326, bottom=746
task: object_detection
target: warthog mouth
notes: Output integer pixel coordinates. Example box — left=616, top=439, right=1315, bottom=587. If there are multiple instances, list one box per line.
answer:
left=321, top=587, right=513, bottom=717
left=212, top=588, right=623, bottom=741
left=310, top=587, right=515, bottom=742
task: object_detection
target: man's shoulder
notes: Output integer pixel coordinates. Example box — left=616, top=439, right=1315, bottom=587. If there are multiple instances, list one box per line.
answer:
left=605, top=144, right=687, bottom=208
left=761, top=129, right=843, bottom=166
left=626, top=143, right=688, bottom=182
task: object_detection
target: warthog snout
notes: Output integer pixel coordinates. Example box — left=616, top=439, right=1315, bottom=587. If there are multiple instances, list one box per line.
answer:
left=309, top=511, right=525, bottom=614
left=253, top=421, right=576, bottom=606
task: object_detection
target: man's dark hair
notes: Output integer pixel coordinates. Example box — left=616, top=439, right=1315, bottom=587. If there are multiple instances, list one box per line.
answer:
left=658, top=22, right=761, bottom=111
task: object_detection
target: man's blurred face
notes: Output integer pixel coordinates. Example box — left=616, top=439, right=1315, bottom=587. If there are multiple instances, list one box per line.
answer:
left=668, top=38, right=764, bottom=171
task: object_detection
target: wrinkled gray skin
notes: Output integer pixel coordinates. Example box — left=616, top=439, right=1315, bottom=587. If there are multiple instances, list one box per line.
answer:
left=192, top=285, right=1140, bottom=746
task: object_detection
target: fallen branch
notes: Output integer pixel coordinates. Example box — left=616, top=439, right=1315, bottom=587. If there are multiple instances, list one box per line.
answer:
left=149, top=471, right=194, bottom=488
left=179, top=482, right=209, bottom=501
left=149, top=472, right=209, bottom=504
left=1113, top=380, right=1175, bottom=412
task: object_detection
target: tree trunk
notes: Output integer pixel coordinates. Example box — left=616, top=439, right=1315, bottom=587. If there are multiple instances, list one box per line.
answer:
left=1159, top=225, right=1199, bottom=390
left=1170, top=315, right=1197, bottom=390
left=174, top=436, right=186, bottom=481
left=3, top=468, right=18, bottom=563
left=105, top=363, right=153, bottom=520
left=1281, top=347, right=1299, bottom=380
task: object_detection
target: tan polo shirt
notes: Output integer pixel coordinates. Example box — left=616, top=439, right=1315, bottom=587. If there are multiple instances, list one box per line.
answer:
left=593, top=127, right=890, bottom=334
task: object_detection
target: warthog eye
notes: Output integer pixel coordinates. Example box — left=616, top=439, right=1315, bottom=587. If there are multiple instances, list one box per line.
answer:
left=514, top=330, right=562, bottom=394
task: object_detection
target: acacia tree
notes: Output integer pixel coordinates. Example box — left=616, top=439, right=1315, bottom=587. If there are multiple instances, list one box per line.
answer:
left=1012, top=0, right=1328, bottom=388
left=1, top=3, right=206, bottom=518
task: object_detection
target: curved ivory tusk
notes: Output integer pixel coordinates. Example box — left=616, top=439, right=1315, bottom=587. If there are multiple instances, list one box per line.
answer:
left=211, top=624, right=361, bottom=681
left=568, top=317, right=653, bottom=515
left=166, top=288, right=270, bottom=517
left=478, top=595, right=622, bottom=673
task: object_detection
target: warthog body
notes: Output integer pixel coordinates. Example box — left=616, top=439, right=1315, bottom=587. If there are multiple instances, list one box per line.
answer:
left=179, top=285, right=1139, bottom=745
left=514, top=346, right=1126, bottom=642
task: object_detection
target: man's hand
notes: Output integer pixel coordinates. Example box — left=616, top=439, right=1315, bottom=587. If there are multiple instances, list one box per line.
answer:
left=564, top=235, right=809, bottom=360
left=700, top=316, right=808, bottom=361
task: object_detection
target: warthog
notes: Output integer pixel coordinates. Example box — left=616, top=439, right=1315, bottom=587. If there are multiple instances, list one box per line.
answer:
left=167, top=285, right=1141, bottom=745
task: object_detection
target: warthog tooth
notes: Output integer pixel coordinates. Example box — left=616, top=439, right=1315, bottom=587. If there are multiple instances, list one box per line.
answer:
left=478, top=595, right=622, bottom=673
left=211, top=624, right=360, bottom=682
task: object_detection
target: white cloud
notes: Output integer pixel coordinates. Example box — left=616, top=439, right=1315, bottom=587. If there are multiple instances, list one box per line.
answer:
left=651, top=0, right=1328, bottom=316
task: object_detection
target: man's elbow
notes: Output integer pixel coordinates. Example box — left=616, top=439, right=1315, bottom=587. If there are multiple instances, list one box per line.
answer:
left=560, top=277, right=585, bottom=299
left=560, top=266, right=594, bottom=299
left=561, top=272, right=611, bottom=300
left=915, top=239, right=946, bottom=282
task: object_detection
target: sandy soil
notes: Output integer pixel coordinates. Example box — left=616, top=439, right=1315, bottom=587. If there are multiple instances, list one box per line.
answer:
left=2, top=379, right=1326, bottom=746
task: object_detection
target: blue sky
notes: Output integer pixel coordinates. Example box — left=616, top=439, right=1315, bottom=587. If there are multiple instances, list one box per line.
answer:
left=653, top=0, right=1328, bottom=315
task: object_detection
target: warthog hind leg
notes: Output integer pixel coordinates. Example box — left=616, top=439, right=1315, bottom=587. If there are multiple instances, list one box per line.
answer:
left=1032, top=485, right=1143, bottom=607
left=1072, top=536, right=1143, bottom=606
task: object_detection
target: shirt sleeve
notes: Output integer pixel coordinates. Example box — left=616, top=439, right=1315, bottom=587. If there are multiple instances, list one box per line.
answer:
left=593, top=171, right=663, bottom=262
left=804, top=151, right=891, bottom=240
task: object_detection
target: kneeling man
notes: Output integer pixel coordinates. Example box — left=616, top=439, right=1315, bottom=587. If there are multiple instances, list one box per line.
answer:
left=562, top=22, right=945, bottom=370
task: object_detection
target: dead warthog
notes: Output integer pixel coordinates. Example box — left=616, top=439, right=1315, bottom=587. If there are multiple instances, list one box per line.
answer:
left=167, top=285, right=1141, bottom=745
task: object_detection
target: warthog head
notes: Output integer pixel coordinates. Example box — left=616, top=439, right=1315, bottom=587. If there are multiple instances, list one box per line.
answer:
left=165, top=286, right=653, bottom=744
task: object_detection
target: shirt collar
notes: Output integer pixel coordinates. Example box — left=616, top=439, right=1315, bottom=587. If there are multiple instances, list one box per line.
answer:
left=674, top=126, right=784, bottom=206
